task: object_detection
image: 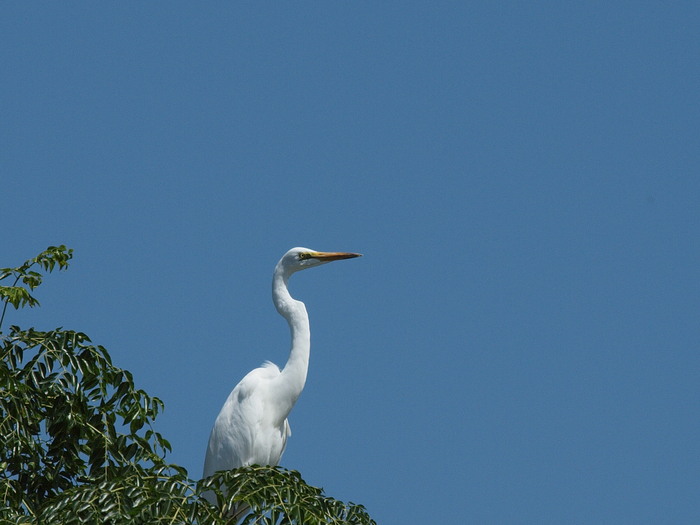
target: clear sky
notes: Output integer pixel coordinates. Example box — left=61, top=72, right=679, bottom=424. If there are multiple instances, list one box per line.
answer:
left=2, top=3, right=699, bottom=523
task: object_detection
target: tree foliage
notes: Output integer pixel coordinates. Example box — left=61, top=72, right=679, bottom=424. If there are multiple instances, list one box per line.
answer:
left=0, top=246, right=375, bottom=524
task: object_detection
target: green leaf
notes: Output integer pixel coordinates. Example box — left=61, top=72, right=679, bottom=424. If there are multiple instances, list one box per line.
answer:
left=0, top=286, right=40, bottom=309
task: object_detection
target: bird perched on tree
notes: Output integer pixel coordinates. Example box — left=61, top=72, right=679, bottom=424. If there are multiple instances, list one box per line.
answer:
left=203, top=247, right=361, bottom=504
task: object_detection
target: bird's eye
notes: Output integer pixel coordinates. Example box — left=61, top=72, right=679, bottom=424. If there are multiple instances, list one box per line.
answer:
left=298, top=253, right=311, bottom=261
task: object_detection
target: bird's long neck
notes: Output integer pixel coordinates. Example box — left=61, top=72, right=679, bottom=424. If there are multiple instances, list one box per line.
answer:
left=272, top=266, right=310, bottom=411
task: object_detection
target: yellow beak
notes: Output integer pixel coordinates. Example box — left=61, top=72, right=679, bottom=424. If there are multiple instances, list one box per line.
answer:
left=309, top=251, right=362, bottom=261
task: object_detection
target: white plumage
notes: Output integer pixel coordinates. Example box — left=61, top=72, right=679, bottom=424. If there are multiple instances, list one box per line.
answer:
left=202, top=247, right=360, bottom=503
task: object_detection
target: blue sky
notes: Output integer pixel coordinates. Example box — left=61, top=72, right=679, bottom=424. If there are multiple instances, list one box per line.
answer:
left=2, top=3, right=699, bottom=523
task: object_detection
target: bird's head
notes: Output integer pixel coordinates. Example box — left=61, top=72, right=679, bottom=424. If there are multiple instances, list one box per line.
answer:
left=278, top=247, right=362, bottom=275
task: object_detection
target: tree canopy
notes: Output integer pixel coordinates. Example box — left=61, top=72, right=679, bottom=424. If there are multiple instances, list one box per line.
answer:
left=0, top=246, right=375, bottom=524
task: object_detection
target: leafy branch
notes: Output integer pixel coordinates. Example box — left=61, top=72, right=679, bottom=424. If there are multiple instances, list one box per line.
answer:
left=0, top=326, right=171, bottom=513
left=0, top=245, right=72, bottom=331
left=200, top=466, right=375, bottom=525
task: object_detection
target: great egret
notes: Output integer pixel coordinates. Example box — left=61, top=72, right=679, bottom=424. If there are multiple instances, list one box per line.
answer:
left=202, top=247, right=361, bottom=501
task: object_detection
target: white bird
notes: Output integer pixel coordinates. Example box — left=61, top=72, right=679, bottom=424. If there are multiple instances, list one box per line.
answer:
left=202, top=247, right=361, bottom=499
